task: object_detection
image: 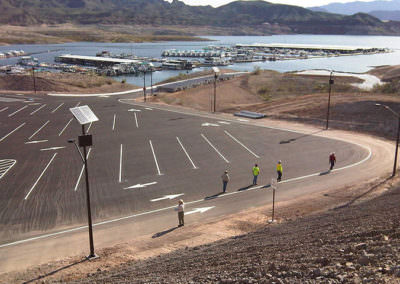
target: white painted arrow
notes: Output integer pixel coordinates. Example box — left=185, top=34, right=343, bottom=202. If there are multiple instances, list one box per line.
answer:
left=40, top=146, right=66, bottom=151
left=185, top=206, right=215, bottom=215
left=202, top=123, right=219, bottom=127
left=25, top=140, right=48, bottom=144
left=150, top=193, right=184, bottom=202
left=124, top=181, right=157, bottom=190
left=128, top=108, right=141, bottom=112
left=218, top=121, right=231, bottom=125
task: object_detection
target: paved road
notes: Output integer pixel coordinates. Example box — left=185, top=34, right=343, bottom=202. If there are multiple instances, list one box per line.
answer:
left=0, top=93, right=372, bottom=272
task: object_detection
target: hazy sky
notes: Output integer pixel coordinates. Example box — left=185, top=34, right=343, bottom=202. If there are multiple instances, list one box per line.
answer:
left=168, top=0, right=379, bottom=8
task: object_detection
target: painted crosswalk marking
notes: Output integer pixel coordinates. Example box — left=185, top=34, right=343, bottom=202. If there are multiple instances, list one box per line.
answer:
left=0, top=159, right=16, bottom=180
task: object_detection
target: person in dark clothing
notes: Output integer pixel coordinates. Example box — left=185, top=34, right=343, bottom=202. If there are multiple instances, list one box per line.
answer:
left=329, top=152, right=336, bottom=170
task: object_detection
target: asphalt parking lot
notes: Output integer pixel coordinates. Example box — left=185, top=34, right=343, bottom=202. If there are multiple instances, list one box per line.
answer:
left=0, top=93, right=368, bottom=245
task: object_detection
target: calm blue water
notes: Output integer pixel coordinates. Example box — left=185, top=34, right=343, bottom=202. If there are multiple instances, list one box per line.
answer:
left=1, top=35, right=400, bottom=86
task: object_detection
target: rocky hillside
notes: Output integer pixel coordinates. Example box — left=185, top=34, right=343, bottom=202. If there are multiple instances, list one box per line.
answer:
left=0, top=0, right=399, bottom=35
left=70, top=180, right=400, bottom=283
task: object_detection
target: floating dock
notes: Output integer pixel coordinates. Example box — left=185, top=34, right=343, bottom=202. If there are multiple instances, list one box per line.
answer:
left=55, top=54, right=141, bottom=67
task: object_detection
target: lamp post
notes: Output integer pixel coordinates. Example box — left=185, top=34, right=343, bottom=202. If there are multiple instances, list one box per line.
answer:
left=32, top=67, right=37, bottom=94
left=376, top=103, right=400, bottom=177
left=143, top=70, right=146, bottom=103
left=212, top=67, right=220, bottom=113
left=326, top=71, right=334, bottom=130
left=150, top=63, right=154, bottom=96
left=69, top=105, right=99, bottom=259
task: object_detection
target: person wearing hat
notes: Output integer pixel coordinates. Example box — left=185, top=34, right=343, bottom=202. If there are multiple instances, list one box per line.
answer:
left=221, top=170, right=230, bottom=193
left=276, top=160, right=283, bottom=182
left=329, top=152, right=336, bottom=170
left=177, top=199, right=184, bottom=227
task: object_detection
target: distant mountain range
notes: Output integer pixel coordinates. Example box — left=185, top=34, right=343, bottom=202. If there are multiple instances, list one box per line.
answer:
left=1, top=0, right=399, bottom=35
left=310, top=0, right=400, bottom=21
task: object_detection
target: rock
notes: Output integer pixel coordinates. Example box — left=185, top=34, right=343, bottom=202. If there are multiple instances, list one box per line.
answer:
left=358, top=255, right=370, bottom=266
left=316, top=257, right=330, bottom=266
left=355, top=243, right=367, bottom=250
left=312, top=268, right=321, bottom=277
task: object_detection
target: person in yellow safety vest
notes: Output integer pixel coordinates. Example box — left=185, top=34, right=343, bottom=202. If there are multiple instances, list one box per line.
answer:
left=252, top=164, right=260, bottom=185
left=277, top=160, right=283, bottom=182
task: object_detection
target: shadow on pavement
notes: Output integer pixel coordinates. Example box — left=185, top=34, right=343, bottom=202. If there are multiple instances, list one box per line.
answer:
left=280, top=130, right=324, bottom=144
left=23, top=258, right=88, bottom=284
left=204, top=192, right=225, bottom=200
left=238, top=184, right=254, bottom=191
left=152, top=227, right=178, bottom=238
left=320, top=170, right=331, bottom=176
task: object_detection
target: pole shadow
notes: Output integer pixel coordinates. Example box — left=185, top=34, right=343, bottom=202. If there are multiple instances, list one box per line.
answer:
left=152, top=227, right=178, bottom=238
left=23, top=258, right=88, bottom=284
left=280, top=130, right=324, bottom=144
left=238, top=184, right=254, bottom=191
left=204, top=192, right=224, bottom=200
left=333, top=177, right=392, bottom=210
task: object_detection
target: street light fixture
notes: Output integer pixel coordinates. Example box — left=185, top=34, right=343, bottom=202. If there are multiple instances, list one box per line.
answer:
left=376, top=103, right=400, bottom=177
left=69, top=105, right=99, bottom=259
left=326, top=71, right=334, bottom=130
left=212, top=67, right=220, bottom=113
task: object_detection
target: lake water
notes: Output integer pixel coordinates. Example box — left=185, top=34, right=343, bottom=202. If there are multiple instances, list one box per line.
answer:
left=1, top=35, right=400, bottom=86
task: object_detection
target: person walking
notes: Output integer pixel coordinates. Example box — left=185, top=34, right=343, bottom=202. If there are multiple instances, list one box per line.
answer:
left=252, top=164, right=260, bottom=185
left=221, top=170, right=230, bottom=193
left=277, top=160, right=283, bottom=182
left=177, top=199, right=184, bottom=227
left=329, top=152, right=336, bottom=170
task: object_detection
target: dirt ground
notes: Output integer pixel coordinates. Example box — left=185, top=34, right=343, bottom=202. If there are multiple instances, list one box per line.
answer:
left=0, top=72, right=136, bottom=94
left=1, top=66, right=400, bottom=283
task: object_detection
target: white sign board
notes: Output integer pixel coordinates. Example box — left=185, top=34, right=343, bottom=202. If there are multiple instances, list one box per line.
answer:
left=70, top=105, right=99, bottom=125
left=271, top=178, right=278, bottom=190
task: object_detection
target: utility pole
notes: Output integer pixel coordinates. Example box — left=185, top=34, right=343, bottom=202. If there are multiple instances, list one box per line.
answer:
left=326, top=71, right=334, bottom=130
left=32, top=67, right=37, bottom=94
left=143, top=70, right=146, bottom=102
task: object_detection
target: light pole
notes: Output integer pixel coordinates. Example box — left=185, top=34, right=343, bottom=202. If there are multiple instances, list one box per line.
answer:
left=143, top=70, right=146, bottom=102
left=32, top=67, right=37, bottom=94
left=69, top=105, right=99, bottom=259
left=212, top=67, right=220, bottom=113
left=376, top=103, right=400, bottom=177
left=326, top=71, right=334, bottom=130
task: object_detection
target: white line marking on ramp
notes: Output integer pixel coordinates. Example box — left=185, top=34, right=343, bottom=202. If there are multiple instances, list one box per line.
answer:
left=176, top=137, right=198, bottom=169
left=0, top=159, right=16, bottom=180
left=0, top=123, right=26, bottom=142
left=24, top=153, right=57, bottom=200
left=149, top=140, right=162, bottom=175
left=25, top=140, right=48, bottom=144
left=134, top=113, right=139, bottom=128
left=8, top=105, right=28, bottom=117
left=51, top=103, right=64, bottom=113
left=186, top=206, right=215, bottom=215
left=201, top=133, right=229, bottom=163
left=224, top=130, right=260, bottom=158
left=112, top=114, right=116, bottom=131
left=202, top=122, right=219, bottom=127
left=124, top=182, right=157, bottom=190
left=58, top=118, right=73, bottom=136
left=40, top=146, right=66, bottom=151
left=151, top=193, right=184, bottom=202
left=119, top=144, right=123, bottom=183
left=74, top=148, right=92, bottom=191
left=86, top=122, right=93, bottom=133
left=30, top=104, right=46, bottom=115
left=29, top=120, right=50, bottom=140
left=0, top=107, right=9, bottom=112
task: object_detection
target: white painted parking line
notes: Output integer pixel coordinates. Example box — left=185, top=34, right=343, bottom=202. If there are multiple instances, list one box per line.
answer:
left=151, top=193, right=184, bottom=202
left=145, top=108, right=153, bottom=111
left=202, top=122, right=219, bottom=127
left=51, top=103, right=64, bottom=114
left=128, top=108, right=141, bottom=112
left=40, top=146, right=66, bottom=151
left=8, top=105, right=28, bottom=117
left=124, top=182, right=157, bottom=190
left=86, top=122, right=93, bottom=133
left=24, top=153, right=57, bottom=200
left=28, top=120, right=50, bottom=140
left=134, top=113, right=139, bottom=128
left=119, top=144, right=123, bottom=183
left=0, top=107, right=9, bottom=112
left=58, top=118, right=73, bottom=136
left=237, top=118, right=249, bottom=122
left=201, top=133, right=230, bottom=163
left=74, top=148, right=92, bottom=191
left=176, top=137, right=198, bottom=169
left=218, top=121, right=231, bottom=125
left=0, top=159, right=16, bottom=180
left=0, top=123, right=26, bottom=142
left=149, top=140, right=162, bottom=175
left=75, top=101, right=81, bottom=107
left=30, top=104, right=46, bottom=115
left=224, top=130, right=260, bottom=159
left=25, top=140, right=48, bottom=144
left=112, top=114, right=116, bottom=131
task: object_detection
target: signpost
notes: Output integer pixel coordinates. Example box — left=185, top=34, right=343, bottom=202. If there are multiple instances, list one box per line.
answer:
left=270, top=178, right=278, bottom=223
left=69, top=105, right=99, bottom=259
